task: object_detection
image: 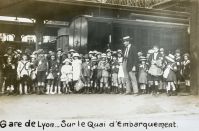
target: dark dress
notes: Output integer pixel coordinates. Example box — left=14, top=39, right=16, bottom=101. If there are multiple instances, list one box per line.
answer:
left=165, top=63, right=177, bottom=82
left=4, top=63, right=16, bottom=86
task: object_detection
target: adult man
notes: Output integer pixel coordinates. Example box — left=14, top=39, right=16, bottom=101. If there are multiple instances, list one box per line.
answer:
left=122, top=36, right=138, bottom=95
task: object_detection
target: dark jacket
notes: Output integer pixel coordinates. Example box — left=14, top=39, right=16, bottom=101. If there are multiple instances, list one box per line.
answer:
left=126, top=44, right=138, bottom=72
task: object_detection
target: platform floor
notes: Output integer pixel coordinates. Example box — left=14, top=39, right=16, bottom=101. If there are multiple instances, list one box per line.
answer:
left=0, top=94, right=199, bottom=120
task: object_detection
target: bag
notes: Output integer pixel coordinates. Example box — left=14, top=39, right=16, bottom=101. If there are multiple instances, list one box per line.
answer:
left=163, top=67, right=170, bottom=79
left=148, top=64, right=163, bottom=76
left=74, top=79, right=84, bottom=91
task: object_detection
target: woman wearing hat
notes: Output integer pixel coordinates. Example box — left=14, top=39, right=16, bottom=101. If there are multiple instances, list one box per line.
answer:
left=181, top=53, right=191, bottom=92
left=163, top=54, right=177, bottom=96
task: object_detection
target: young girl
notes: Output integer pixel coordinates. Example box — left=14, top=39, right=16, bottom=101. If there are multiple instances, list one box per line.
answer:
left=181, top=53, right=191, bottom=92
left=36, top=50, right=48, bottom=95
left=60, top=58, right=73, bottom=94
left=138, top=57, right=148, bottom=94
left=163, top=54, right=177, bottom=96
left=117, top=50, right=125, bottom=94
left=3, top=56, right=16, bottom=95
left=17, top=54, right=31, bottom=95
left=46, top=54, right=59, bottom=94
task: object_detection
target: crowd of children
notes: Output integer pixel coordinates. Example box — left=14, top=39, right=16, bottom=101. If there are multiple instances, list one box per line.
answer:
left=1, top=46, right=191, bottom=96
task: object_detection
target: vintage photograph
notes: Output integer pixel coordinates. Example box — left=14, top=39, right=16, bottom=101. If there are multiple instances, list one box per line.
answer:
left=0, top=0, right=198, bottom=130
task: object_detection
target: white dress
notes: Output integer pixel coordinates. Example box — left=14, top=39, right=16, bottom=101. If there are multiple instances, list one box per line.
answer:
left=60, top=65, right=73, bottom=82
left=72, top=59, right=82, bottom=81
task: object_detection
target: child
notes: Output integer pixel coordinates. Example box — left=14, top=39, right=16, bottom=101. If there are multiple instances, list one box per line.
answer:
left=138, top=56, right=148, bottom=94
left=72, top=53, right=82, bottom=92
left=148, top=46, right=163, bottom=95
left=46, top=54, right=59, bottom=94
left=35, top=50, right=48, bottom=95
left=60, top=58, right=73, bottom=94
left=29, top=54, right=37, bottom=94
left=98, top=53, right=110, bottom=93
left=90, top=57, right=99, bottom=93
left=175, top=49, right=182, bottom=91
left=81, top=55, right=92, bottom=94
left=181, top=53, right=191, bottom=92
left=110, top=53, right=119, bottom=94
left=3, top=56, right=16, bottom=95
left=117, top=50, right=125, bottom=94
left=17, top=54, right=31, bottom=95
left=163, top=54, right=177, bottom=96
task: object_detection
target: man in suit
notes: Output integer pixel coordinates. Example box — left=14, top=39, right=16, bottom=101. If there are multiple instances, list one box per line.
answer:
left=122, top=36, right=138, bottom=95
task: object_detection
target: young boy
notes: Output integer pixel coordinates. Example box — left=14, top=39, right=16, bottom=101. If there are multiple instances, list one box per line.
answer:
left=35, top=50, right=48, bottom=95
left=17, top=54, right=31, bottom=95
left=110, top=53, right=119, bottom=94
left=98, top=53, right=110, bottom=93
left=81, top=55, right=92, bottom=94
left=182, top=53, right=191, bottom=93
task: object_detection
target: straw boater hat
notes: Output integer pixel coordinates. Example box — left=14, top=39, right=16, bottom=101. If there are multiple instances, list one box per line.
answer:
left=165, top=54, right=175, bottom=63
left=122, top=36, right=133, bottom=41
left=73, top=53, right=80, bottom=57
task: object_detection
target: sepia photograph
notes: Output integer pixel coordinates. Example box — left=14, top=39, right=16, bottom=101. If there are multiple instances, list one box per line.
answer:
left=0, top=0, right=198, bottom=131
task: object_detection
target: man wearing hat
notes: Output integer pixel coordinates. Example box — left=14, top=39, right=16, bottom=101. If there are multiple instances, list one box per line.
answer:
left=122, top=36, right=138, bottom=95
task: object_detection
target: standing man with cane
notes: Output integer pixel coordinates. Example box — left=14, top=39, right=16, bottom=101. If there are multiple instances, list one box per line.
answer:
left=122, top=36, right=139, bottom=95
